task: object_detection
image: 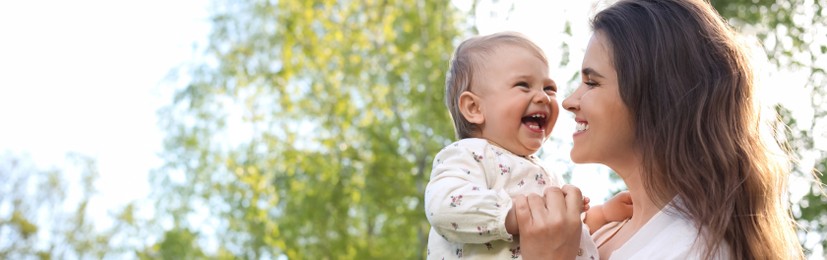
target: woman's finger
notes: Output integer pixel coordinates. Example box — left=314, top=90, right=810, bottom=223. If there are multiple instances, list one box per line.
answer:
left=513, top=195, right=532, bottom=233
left=560, top=184, right=584, bottom=221
left=543, top=186, right=566, bottom=210
left=526, top=193, right=548, bottom=225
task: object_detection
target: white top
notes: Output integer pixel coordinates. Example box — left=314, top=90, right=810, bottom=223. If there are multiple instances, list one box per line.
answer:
left=424, top=138, right=598, bottom=259
left=592, top=200, right=730, bottom=259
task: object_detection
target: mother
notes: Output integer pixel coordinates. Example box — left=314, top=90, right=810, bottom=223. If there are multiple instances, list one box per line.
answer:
left=515, top=0, right=803, bottom=259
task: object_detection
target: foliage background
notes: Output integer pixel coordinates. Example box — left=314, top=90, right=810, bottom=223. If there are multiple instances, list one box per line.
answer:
left=1, top=0, right=825, bottom=259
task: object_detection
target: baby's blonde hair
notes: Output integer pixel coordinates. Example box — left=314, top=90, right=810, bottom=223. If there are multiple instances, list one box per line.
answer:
left=444, top=31, right=548, bottom=139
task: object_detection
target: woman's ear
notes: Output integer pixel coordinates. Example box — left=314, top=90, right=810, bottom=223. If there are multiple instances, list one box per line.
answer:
left=459, top=91, right=484, bottom=124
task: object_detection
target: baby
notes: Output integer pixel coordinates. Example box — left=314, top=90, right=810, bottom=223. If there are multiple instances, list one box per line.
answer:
left=424, top=31, right=631, bottom=259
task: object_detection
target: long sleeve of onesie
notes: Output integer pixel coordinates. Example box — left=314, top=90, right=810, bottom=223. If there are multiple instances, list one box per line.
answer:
left=424, top=140, right=513, bottom=244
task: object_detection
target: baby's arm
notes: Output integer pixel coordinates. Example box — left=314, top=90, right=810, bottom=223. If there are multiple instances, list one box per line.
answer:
left=424, top=143, right=515, bottom=244
left=583, top=191, right=633, bottom=234
left=505, top=199, right=519, bottom=235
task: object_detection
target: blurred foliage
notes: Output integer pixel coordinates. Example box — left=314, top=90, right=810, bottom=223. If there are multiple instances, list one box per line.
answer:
left=779, top=105, right=827, bottom=255
left=136, top=228, right=206, bottom=260
left=0, top=152, right=112, bottom=259
left=712, top=0, right=827, bottom=67
left=153, top=0, right=463, bottom=258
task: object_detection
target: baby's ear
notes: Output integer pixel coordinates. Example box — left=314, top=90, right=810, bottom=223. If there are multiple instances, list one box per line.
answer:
left=459, top=91, right=484, bottom=124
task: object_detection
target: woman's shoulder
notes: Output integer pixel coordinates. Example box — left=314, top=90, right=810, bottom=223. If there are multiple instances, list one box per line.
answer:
left=610, top=203, right=730, bottom=259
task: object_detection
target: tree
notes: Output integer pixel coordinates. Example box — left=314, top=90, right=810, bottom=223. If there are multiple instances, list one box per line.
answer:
left=0, top=152, right=113, bottom=259
left=154, top=0, right=464, bottom=258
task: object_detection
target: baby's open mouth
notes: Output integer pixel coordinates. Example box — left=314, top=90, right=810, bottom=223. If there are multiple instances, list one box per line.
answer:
left=521, top=113, right=547, bottom=130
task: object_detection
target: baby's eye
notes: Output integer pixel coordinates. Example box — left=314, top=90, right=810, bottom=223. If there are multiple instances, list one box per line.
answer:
left=544, top=86, right=557, bottom=93
left=515, top=81, right=530, bottom=88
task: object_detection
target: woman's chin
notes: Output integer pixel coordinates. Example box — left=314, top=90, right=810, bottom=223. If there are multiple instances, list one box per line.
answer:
left=569, top=151, right=589, bottom=163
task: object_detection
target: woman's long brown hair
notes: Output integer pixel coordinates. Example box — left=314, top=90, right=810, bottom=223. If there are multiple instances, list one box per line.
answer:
left=592, top=0, right=803, bottom=258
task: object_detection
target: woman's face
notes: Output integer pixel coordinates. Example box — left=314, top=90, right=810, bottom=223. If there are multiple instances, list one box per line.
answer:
left=561, top=33, right=637, bottom=169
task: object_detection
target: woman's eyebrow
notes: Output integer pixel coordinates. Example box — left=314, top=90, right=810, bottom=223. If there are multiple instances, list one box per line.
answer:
left=581, top=67, right=605, bottom=79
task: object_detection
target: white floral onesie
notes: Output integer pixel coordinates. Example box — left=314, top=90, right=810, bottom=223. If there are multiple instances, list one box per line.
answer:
left=424, top=138, right=598, bottom=259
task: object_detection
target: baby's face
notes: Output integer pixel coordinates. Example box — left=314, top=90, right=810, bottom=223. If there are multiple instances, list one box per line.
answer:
left=473, top=44, right=558, bottom=156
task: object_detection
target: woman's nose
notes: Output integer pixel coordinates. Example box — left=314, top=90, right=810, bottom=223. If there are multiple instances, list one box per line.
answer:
left=562, top=91, right=579, bottom=111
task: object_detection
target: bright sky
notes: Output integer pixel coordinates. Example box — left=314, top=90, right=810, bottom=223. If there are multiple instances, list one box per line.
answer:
left=0, top=0, right=210, bottom=227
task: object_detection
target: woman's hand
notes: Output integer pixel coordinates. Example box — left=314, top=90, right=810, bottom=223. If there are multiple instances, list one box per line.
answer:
left=514, top=184, right=584, bottom=259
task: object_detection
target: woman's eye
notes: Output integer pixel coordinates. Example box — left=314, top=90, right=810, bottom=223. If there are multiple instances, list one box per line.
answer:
left=584, top=81, right=599, bottom=88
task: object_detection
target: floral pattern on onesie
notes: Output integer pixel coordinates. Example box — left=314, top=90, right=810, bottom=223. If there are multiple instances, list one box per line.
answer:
left=424, top=138, right=598, bottom=259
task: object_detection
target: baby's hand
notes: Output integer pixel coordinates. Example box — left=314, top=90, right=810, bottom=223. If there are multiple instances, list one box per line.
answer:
left=583, top=196, right=591, bottom=213
left=603, top=191, right=633, bottom=222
